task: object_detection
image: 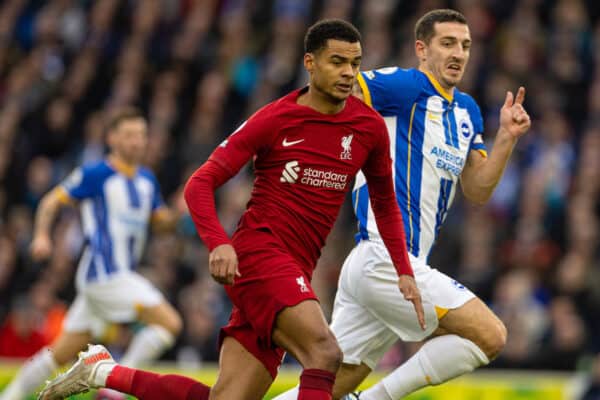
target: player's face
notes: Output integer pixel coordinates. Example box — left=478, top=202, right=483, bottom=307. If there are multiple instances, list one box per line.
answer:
left=417, top=22, right=471, bottom=90
left=306, top=39, right=362, bottom=103
left=108, top=118, right=148, bottom=164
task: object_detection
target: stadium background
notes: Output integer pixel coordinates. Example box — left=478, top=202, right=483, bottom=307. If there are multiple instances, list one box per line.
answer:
left=0, top=0, right=599, bottom=398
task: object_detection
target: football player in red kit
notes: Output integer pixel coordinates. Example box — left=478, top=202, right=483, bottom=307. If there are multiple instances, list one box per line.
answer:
left=38, top=19, right=425, bottom=400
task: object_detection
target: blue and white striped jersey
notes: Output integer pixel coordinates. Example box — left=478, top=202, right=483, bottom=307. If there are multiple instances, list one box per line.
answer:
left=353, top=67, right=487, bottom=261
left=59, top=159, right=163, bottom=287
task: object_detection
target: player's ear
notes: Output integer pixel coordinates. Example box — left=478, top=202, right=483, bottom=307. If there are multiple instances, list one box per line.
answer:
left=304, top=52, right=315, bottom=73
left=415, top=40, right=427, bottom=62
left=106, top=128, right=117, bottom=148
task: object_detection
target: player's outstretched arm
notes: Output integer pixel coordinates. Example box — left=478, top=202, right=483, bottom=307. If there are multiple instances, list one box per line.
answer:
left=30, top=187, right=71, bottom=261
left=461, top=87, right=531, bottom=204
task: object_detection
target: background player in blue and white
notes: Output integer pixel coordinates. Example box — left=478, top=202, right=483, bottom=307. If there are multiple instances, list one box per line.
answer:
left=0, top=108, right=182, bottom=400
left=275, top=9, right=531, bottom=400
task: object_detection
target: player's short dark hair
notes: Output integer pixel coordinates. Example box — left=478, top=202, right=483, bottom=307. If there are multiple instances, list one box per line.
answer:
left=415, top=9, right=467, bottom=43
left=304, top=19, right=361, bottom=54
left=106, top=106, right=145, bottom=132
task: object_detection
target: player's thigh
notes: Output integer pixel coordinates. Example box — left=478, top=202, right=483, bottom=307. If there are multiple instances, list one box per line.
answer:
left=341, top=242, right=439, bottom=342
left=210, top=337, right=273, bottom=400
left=137, top=300, right=182, bottom=335
left=332, top=362, right=372, bottom=400
left=331, top=280, right=399, bottom=370
left=61, top=294, right=105, bottom=352
left=272, top=299, right=340, bottom=367
left=49, top=330, right=93, bottom=365
left=85, top=273, right=164, bottom=322
left=355, top=263, right=439, bottom=343
left=437, top=297, right=507, bottom=358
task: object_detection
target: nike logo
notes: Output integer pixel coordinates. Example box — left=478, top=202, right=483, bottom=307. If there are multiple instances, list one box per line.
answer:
left=282, top=138, right=305, bottom=147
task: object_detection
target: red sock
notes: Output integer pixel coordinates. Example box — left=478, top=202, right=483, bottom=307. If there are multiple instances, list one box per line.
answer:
left=106, top=366, right=210, bottom=400
left=298, top=368, right=336, bottom=400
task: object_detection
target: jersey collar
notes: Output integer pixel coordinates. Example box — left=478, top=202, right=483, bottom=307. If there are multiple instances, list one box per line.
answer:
left=422, top=70, right=454, bottom=103
left=108, top=155, right=137, bottom=178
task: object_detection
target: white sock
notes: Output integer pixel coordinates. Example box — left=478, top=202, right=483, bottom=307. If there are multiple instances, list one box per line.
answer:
left=271, top=386, right=298, bottom=399
left=362, top=335, right=489, bottom=399
left=92, top=362, right=118, bottom=387
left=119, top=325, right=175, bottom=367
left=0, top=348, right=58, bottom=400
left=359, top=383, right=392, bottom=400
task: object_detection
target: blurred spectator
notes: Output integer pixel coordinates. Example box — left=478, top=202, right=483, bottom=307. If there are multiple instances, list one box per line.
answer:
left=0, top=295, right=48, bottom=358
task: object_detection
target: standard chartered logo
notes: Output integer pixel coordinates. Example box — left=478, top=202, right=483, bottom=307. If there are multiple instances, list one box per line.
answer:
left=280, top=160, right=301, bottom=183
left=280, top=161, right=348, bottom=190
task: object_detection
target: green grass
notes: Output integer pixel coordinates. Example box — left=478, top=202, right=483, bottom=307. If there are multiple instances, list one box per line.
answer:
left=0, top=363, right=572, bottom=400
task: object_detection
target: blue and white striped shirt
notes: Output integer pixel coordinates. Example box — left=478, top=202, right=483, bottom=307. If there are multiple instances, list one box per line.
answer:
left=353, top=67, right=487, bottom=261
left=60, top=160, right=163, bottom=287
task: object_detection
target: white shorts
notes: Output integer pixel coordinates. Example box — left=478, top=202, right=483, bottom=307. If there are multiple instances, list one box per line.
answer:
left=331, top=240, right=475, bottom=369
left=63, top=272, right=164, bottom=338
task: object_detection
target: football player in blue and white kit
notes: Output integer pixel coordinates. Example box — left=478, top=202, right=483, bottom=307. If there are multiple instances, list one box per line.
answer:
left=1, top=108, right=182, bottom=400
left=275, top=9, right=531, bottom=400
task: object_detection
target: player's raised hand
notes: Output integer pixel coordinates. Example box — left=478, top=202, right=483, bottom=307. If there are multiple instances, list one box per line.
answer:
left=398, top=274, right=426, bottom=330
left=209, top=244, right=240, bottom=285
left=30, top=233, right=53, bottom=262
left=499, top=86, right=531, bottom=139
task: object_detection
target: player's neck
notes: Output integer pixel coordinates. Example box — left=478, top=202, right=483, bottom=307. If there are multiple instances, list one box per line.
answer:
left=108, top=154, right=137, bottom=177
left=418, top=66, right=455, bottom=99
left=298, top=86, right=346, bottom=115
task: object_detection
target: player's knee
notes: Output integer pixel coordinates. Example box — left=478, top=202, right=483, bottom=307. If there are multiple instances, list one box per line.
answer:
left=300, top=331, right=342, bottom=371
left=158, top=306, right=183, bottom=336
left=480, top=318, right=507, bottom=360
left=166, top=311, right=183, bottom=336
left=325, top=337, right=343, bottom=370
left=209, top=382, right=225, bottom=400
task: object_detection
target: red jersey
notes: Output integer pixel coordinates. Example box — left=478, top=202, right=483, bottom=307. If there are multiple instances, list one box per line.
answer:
left=185, top=87, right=412, bottom=277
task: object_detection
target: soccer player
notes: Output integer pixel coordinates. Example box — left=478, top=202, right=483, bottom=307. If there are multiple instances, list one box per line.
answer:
left=274, top=8, right=532, bottom=400
left=36, top=19, right=425, bottom=400
left=0, top=108, right=182, bottom=400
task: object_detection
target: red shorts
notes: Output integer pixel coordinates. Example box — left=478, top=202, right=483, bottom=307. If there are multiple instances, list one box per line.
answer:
left=219, top=228, right=317, bottom=379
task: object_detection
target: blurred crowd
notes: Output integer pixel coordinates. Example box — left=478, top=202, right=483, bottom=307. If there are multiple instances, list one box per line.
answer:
left=0, top=0, right=599, bottom=385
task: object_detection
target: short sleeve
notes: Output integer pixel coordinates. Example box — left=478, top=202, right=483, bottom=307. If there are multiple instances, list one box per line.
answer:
left=60, top=164, right=106, bottom=200
left=465, top=97, right=487, bottom=156
left=209, top=104, right=279, bottom=175
left=357, top=67, right=422, bottom=116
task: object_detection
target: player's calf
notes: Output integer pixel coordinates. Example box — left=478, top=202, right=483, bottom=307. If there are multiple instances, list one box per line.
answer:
left=475, top=316, right=507, bottom=360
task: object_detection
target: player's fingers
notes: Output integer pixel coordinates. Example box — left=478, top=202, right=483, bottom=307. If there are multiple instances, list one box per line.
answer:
left=515, top=86, right=526, bottom=105
left=503, top=91, right=513, bottom=108
left=208, top=264, right=220, bottom=282
left=225, top=260, right=237, bottom=285
left=412, top=296, right=427, bottom=330
left=33, top=248, right=50, bottom=261
left=512, top=113, right=523, bottom=124
left=512, top=104, right=525, bottom=114
left=220, top=260, right=231, bottom=283
left=210, top=257, right=227, bottom=283
left=516, top=111, right=530, bottom=126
